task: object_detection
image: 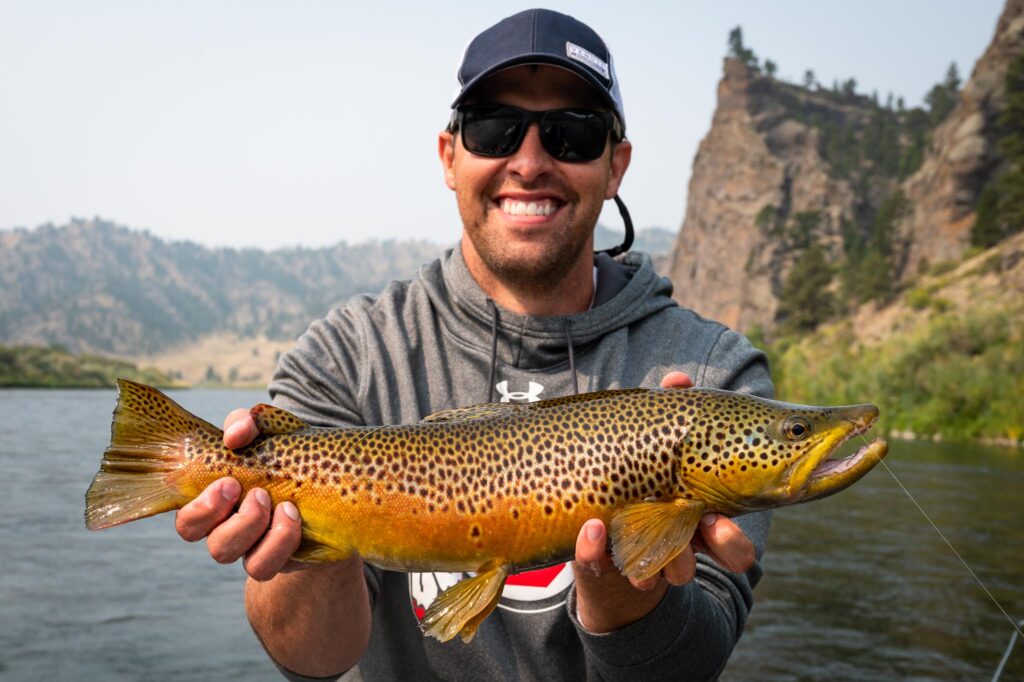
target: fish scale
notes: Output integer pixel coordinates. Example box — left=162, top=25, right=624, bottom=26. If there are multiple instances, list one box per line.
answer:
left=85, top=379, right=887, bottom=643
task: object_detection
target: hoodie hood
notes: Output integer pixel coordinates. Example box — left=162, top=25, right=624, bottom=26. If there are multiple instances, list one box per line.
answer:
left=419, top=245, right=678, bottom=373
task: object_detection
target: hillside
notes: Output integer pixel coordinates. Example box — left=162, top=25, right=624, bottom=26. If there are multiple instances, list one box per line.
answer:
left=668, top=0, right=1024, bottom=334
left=0, top=219, right=675, bottom=385
left=0, top=344, right=175, bottom=388
left=760, top=232, right=1024, bottom=444
left=0, top=219, right=443, bottom=356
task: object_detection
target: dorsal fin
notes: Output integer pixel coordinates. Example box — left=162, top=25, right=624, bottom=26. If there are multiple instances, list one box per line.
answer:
left=420, top=388, right=653, bottom=424
left=420, top=403, right=521, bottom=424
left=525, top=387, right=650, bottom=410
left=249, top=404, right=310, bottom=435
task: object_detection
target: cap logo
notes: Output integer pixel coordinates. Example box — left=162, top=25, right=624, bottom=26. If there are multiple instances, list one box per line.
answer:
left=565, top=41, right=609, bottom=80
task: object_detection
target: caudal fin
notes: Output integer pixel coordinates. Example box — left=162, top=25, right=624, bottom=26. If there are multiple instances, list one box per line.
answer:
left=84, top=379, right=221, bottom=530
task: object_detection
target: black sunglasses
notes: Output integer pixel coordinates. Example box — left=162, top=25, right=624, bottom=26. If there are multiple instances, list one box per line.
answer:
left=449, top=104, right=622, bottom=162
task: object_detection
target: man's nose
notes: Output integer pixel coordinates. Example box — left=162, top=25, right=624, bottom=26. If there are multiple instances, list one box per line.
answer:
left=506, top=123, right=554, bottom=181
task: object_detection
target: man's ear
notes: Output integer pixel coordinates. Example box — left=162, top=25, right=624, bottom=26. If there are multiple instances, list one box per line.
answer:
left=605, top=139, right=632, bottom=199
left=439, top=130, right=457, bottom=191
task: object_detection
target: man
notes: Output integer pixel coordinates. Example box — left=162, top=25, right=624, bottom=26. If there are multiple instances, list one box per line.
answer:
left=175, top=9, right=772, bottom=681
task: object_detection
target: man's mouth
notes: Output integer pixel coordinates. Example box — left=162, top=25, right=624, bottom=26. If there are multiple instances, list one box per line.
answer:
left=499, top=198, right=561, bottom=217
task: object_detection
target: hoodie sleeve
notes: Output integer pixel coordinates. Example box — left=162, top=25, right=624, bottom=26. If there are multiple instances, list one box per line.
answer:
left=567, top=327, right=774, bottom=681
left=269, top=306, right=369, bottom=428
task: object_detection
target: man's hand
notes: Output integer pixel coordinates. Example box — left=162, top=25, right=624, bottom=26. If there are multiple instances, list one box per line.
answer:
left=571, top=371, right=756, bottom=633
left=174, top=408, right=304, bottom=580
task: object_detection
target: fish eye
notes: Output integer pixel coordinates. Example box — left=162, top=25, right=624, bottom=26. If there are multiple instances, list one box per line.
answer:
left=783, top=416, right=812, bottom=440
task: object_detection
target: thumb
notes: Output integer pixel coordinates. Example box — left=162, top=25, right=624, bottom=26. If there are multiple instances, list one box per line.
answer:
left=223, top=408, right=259, bottom=449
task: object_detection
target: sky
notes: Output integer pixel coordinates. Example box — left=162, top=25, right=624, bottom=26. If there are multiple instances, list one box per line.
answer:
left=0, top=1, right=1007, bottom=249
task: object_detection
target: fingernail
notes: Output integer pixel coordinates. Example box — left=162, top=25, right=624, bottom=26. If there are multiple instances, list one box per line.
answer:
left=219, top=478, right=241, bottom=501
left=585, top=521, right=603, bottom=543
left=701, top=513, right=717, bottom=527
left=281, top=501, right=299, bottom=521
left=254, top=488, right=270, bottom=508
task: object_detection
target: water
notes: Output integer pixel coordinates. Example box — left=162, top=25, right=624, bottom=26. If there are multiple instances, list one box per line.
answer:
left=1, top=389, right=1021, bottom=681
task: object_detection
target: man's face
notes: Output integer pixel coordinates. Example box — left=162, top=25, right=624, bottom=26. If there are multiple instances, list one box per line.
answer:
left=439, top=65, right=631, bottom=292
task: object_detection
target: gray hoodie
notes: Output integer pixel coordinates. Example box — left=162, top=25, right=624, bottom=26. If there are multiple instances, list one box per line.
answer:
left=267, top=247, right=773, bottom=681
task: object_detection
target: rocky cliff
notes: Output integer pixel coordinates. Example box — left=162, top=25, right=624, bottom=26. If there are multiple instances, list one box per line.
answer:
left=900, top=0, right=1024, bottom=272
left=669, top=0, right=1023, bottom=332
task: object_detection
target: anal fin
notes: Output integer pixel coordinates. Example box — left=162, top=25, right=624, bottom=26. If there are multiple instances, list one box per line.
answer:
left=610, top=499, right=707, bottom=581
left=420, top=563, right=510, bottom=643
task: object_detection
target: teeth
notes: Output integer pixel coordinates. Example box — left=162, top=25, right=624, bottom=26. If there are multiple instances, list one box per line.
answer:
left=501, top=199, right=556, bottom=216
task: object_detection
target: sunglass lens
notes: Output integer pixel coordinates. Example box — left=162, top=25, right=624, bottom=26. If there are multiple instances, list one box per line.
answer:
left=542, top=111, right=607, bottom=161
left=462, top=107, right=524, bottom=156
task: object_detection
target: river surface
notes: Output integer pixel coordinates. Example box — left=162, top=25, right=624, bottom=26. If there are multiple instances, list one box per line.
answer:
left=0, top=388, right=1021, bottom=681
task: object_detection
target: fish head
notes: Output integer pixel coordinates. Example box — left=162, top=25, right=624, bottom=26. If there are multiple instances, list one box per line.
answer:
left=677, top=390, right=888, bottom=512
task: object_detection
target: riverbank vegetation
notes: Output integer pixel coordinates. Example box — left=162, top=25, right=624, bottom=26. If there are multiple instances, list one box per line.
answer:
left=0, top=345, right=176, bottom=388
left=754, top=300, right=1024, bottom=446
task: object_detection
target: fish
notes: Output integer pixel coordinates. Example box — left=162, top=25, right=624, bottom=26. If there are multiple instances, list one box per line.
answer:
left=85, top=379, right=888, bottom=643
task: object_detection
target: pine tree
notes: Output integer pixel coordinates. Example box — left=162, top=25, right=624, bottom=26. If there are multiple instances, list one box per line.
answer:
left=777, top=243, right=835, bottom=334
left=727, top=26, right=757, bottom=67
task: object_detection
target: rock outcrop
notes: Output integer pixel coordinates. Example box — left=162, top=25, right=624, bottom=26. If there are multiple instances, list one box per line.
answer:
left=668, top=0, right=1023, bottom=332
left=899, top=0, right=1024, bottom=273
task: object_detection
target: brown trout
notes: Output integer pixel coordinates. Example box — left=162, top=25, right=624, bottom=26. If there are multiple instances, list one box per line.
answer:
left=85, top=380, right=888, bottom=642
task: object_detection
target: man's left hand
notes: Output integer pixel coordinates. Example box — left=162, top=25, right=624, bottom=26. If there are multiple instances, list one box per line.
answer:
left=571, top=371, right=756, bottom=633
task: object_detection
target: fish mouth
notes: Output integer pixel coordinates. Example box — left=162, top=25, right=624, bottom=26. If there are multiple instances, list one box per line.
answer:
left=801, top=407, right=888, bottom=502
left=809, top=413, right=877, bottom=480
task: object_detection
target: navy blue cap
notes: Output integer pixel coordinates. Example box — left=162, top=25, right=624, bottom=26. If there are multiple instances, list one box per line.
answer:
left=452, top=9, right=625, bottom=134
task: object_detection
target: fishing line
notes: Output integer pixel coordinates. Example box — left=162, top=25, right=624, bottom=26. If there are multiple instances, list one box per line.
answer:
left=855, top=433, right=1023, bottom=640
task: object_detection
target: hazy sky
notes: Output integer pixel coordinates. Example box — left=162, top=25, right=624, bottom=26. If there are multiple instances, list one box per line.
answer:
left=0, top=1, right=1005, bottom=249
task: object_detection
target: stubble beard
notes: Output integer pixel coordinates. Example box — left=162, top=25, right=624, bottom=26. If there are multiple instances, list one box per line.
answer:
left=462, top=199, right=596, bottom=293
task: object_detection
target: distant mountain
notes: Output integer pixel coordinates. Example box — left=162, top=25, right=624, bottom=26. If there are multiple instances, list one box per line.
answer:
left=0, top=218, right=676, bottom=357
left=0, top=219, right=441, bottom=356
left=594, top=223, right=675, bottom=256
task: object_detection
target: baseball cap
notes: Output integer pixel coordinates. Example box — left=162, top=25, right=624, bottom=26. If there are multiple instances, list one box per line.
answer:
left=452, top=8, right=626, bottom=135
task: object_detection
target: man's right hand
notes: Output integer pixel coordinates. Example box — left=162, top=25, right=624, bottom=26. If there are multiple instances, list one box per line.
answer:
left=174, top=408, right=305, bottom=581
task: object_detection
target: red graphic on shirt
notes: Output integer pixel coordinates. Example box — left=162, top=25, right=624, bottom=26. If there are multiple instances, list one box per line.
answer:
left=409, top=563, right=573, bottom=621
left=504, top=563, right=565, bottom=588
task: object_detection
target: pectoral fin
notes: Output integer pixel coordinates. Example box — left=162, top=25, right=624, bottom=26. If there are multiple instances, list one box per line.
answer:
left=291, top=526, right=352, bottom=563
left=610, top=499, right=707, bottom=581
left=420, top=563, right=510, bottom=643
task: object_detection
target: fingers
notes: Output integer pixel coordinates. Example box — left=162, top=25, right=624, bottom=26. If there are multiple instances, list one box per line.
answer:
left=224, top=408, right=259, bottom=449
left=177, top=478, right=303, bottom=581
left=660, top=371, right=694, bottom=389
left=206, top=488, right=273, bottom=564
left=659, top=546, right=697, bottom=586
left=697, top=514, right=756, bottom=573
left=176, top=478, right=241, bottom=542
left=243, top=502, right=303, bottom=581
left=573, top=519, right=670, bottom=633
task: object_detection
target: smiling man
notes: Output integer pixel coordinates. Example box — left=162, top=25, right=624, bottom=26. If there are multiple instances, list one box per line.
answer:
left=174, top=9, right=774, bottom=681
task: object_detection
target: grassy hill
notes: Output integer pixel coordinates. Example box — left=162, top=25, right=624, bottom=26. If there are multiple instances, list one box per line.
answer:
left=753, top=232, right=1024, bottom=445
left=0, top=345, right=176, bottom=388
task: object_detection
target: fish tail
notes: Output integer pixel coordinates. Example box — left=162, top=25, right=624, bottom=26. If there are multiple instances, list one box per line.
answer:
left=85, top=379, right=219, bottom=530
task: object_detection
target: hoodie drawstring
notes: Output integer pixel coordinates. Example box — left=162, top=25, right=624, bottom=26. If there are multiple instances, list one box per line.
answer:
left=563, top=318, right=579, bottom=396
left=484, top=299, right=579, bottom=400
left=486, top=299, right=499, bottom=403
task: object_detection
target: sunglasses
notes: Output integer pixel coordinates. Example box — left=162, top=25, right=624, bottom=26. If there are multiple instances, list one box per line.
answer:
left=449, top=104, right=622, bottom=162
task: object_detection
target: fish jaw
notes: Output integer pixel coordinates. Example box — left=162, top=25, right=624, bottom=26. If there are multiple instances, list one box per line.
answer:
left=798, top=437, right=888, bottom=503
left=782, top=404, right=888, bottom=504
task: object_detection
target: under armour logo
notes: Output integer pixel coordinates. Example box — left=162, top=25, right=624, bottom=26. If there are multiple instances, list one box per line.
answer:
left=496, top=380, right=545, bottom=403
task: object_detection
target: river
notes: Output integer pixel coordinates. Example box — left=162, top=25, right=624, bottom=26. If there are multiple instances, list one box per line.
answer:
left=0, top=388, right=1020, bottom=680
